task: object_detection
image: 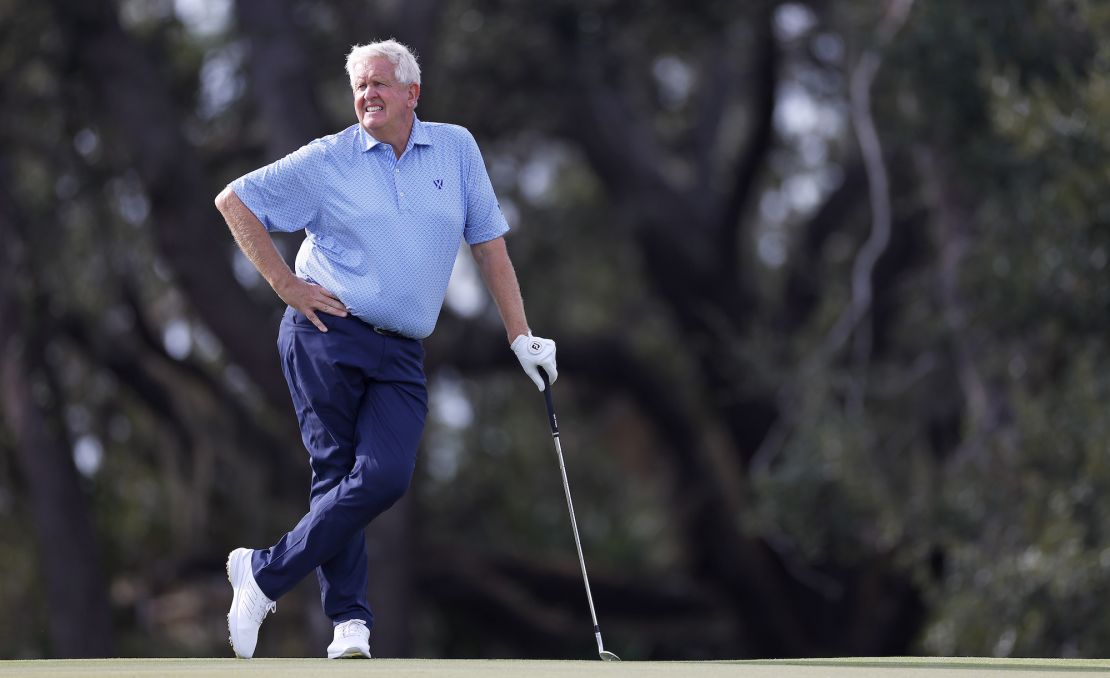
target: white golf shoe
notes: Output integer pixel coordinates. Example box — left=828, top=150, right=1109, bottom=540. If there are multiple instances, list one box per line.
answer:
left=327, top=619, right=371, bottom=659
left=226, top=548, right=276, bottom=658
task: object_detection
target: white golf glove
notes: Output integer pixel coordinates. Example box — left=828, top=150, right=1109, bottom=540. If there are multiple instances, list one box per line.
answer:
left=511, top=333, right=558, bottom=391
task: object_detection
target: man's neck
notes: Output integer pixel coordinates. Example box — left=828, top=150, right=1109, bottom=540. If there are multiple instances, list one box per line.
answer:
left=366, top=115, right=415, bottom=160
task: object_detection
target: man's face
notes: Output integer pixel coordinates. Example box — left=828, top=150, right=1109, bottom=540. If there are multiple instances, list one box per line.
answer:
left=351, top=56, right=419, bottom=141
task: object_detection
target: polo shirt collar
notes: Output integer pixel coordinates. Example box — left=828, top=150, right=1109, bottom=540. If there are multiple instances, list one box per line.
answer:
left=410, top=116, right=432, bottom=147
left=359, top=115, right=433, bottom=153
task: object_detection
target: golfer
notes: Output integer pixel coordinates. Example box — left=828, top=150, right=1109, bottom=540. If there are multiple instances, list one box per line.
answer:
left=214, top=38, right=557, bottom=659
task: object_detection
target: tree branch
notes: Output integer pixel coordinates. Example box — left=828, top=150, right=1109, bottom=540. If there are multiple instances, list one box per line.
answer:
left=782, top=160, right=869, bottom=331
left=565, top=41, right=684, bottom=223
left=53, top=0, right=290, bottom=407
left=718, top=8, right=779, bottom=272
left=692, top=26, right=744, bottom=185
left=822, top=0, right=915, bottom=367
left=234, top=0, right=331, bottom=157
left=913, top=145, right=1004, bottom=464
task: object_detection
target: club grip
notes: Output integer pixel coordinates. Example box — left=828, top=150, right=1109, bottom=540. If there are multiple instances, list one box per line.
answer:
left=540, top=368, right=558, bottom=435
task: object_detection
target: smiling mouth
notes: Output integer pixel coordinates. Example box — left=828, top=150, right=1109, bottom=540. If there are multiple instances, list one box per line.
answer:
left=365, top=105, right=382, bottom=113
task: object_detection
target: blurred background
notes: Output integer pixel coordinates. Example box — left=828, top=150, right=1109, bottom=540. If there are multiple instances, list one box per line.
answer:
left=2, top=0, right=1109, bottom=662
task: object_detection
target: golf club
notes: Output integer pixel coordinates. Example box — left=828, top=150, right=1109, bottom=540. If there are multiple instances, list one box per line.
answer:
left=539, top=368, right=620, bottom=662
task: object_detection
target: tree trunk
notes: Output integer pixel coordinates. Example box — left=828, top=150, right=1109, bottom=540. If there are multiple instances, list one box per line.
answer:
left=364, top=492, right=413, bottom=656
left=0, top=161, right=115, bottom=658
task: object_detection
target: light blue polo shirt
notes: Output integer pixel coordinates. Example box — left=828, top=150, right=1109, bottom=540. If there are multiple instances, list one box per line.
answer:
left=230, top=117, right=509, bottom=339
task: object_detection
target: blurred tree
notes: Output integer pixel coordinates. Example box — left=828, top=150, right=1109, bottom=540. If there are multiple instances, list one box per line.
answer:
left=888, top=0, right=1110, bottom=657
left=3, top=0, right=1110, bottom=662
left=420, top=0, right=929, bottom=657
left=0, top=159, right=115, bottom=657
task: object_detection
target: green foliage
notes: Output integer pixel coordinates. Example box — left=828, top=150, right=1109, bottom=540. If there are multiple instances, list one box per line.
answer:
left=926, top=346, right=1110, bottom=656
left=6, top=0, right=1110, bottom=661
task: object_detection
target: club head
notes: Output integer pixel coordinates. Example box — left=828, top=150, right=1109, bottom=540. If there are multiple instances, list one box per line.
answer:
left=599, top=650, right=621, bottom=661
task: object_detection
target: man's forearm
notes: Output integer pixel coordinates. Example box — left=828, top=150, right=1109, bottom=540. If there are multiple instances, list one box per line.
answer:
left=471, top=237, right=530, bottom=343
left=214, top=187, right=296, bottom=295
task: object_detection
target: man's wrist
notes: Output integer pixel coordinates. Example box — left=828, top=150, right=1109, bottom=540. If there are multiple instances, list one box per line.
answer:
left=509, top=328, right=531, bottom=345
left=269, top=269, right=300, bottom=299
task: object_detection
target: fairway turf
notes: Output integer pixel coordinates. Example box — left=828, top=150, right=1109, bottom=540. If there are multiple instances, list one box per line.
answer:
left=3, top=657, right=1110, bottom=677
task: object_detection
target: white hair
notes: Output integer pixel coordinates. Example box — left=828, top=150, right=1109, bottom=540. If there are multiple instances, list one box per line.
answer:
left=346, top=39, right=421, bottom=86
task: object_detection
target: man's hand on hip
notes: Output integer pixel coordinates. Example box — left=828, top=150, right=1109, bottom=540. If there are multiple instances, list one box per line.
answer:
left=511, top=333, right=557, bottom=391
left=276, top=275, right=348, bottom=333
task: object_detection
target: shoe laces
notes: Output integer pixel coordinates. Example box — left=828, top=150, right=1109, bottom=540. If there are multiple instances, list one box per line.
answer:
left=337, top=619, right=367, bottom=638
left=245, top=586, right=277, bottom=624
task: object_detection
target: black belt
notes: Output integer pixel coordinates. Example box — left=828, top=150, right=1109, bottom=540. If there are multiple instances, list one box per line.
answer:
left=366, top=322, right=405, bottom=338
left=349, top=313, right=407, bottom=338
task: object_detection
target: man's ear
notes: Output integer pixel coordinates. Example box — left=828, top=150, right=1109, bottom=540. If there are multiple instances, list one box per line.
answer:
left=408, top=83, right=421, bottom=107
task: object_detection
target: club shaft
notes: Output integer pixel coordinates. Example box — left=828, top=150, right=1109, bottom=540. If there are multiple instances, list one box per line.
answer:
left=540, top=370, right=614, bottom=658
left=551, top=434, right=601, bottom=629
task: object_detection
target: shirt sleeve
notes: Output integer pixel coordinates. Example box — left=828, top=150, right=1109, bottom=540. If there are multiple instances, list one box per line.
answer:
left=461, top=131, right=510, bottom=245
left=228, top=142, right=324, bottom=233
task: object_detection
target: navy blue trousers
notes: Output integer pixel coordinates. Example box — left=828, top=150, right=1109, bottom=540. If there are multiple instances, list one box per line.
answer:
left=252, top=306, right=427, bottom=628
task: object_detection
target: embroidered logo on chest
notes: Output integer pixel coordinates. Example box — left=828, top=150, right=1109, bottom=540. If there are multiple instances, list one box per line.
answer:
left=433, top=179, right=443, bottom=189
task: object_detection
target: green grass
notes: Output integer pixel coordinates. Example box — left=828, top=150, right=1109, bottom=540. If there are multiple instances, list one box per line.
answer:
left=750, top=657, right=1110, bottom=673
left=2, top=657, right=1110, bottom=677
